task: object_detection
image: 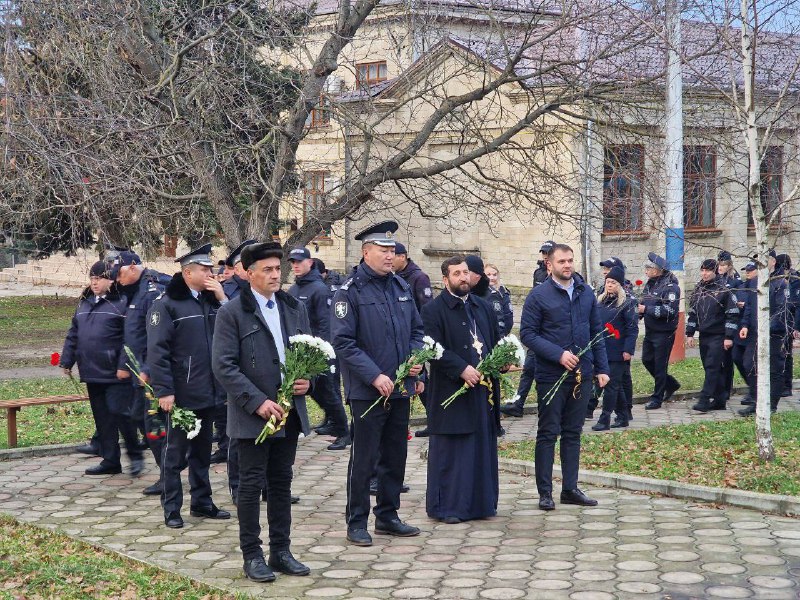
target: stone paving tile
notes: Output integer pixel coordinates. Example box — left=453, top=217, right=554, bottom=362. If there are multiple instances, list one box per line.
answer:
left=1, top=397, right=800, bottom=598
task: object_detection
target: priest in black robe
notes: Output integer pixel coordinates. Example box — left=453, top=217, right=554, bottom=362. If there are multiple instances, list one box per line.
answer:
left=422, top=255, right=502, bottom=524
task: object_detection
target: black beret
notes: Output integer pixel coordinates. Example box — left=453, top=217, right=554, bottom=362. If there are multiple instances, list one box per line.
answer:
left=241, top=242, right=283, bottom=270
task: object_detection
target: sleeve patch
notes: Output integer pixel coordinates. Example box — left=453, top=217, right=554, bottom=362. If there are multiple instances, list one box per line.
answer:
left=149, top=311, right=161, bottom=327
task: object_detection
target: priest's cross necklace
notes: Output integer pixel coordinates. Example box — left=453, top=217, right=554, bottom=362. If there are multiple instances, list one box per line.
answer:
left=470, top=324, right=484, bottom=357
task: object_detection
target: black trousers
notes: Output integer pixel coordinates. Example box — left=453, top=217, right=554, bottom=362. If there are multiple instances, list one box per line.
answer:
left=622, top=362, right=633, bottom=413
left=783, top=336, right=793, bottom=390
left=237, top=411, right=300, bottom=560
left=642, top=331, right=679, bottom=404
left=733, top=342, right=755, bottom=398
left=86, top=382, right=142, bottom=468
left=346, top=397, right=410, bottom=529
left=161, top=405, right=215, bottom=515
left=722, top=347, right=734, bottom=401
left=747, top=335, right=787, bottom=409
left=141, top=388, right=166, bottom=470
left=535, top=375, right=592, bottom=495
left=513, top=350, right=537, bottom=408
left=227, top=436, right=267, bottom=503
left=698, top=333, right=728, bottom=404
left=600, top=361, right=628, bottom=417
left=213, top=403, right=229, bottom=453
left=312, top=368, right=348, bottom=436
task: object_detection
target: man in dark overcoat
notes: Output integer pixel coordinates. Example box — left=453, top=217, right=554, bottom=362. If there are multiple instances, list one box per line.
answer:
left=212, top=241, right=313, bottom=583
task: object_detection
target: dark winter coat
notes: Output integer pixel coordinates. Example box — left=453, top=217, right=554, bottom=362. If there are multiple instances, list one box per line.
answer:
left=123, top=268, right=169, bottom=379
left=288, top=268, right=332, bottom=341
left=146, top=273, right=222, bottom=410
left=640, top=271, right=681, bottom=334
left=396, top=259, right=434, bottom=312
left=222, top=274, right=247, bottom=300
left=61, top=286, right=128, bottom=384
left=736, top=276, right=757, bottom=346
left=686, top=276, right=740, bottom=339
left=595, top=294, right=639, bottom=362
left=520, top=276, right=610, bottom=383
left=421, top=290, right=501, bottom=435
left=212, top=286, right=312, bottom=439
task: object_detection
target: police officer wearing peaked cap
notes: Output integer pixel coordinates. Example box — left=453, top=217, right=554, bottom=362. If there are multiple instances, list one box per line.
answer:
left=223, top=239, right=258, bottom=301
left=147, top=243, right=230, bottom=529
left=330, top=220, right=425, bottom=547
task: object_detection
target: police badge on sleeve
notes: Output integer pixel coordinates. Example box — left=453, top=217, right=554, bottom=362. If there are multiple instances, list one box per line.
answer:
left=335, top=301, right=348, bottom=319
left=150, top=311, right=160, bottom=327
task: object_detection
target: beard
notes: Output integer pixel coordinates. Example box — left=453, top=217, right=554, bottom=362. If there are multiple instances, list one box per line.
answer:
left=447, top=280, right=470, bottom=297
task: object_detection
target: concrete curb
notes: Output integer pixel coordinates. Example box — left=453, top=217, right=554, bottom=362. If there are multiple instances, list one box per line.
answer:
left=498, top=457, right=800, bottom=517
left=0, top=442, right=83, bottom=461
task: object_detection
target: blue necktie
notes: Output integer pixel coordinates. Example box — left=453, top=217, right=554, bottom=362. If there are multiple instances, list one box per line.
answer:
left=267, top=299, right=275, bottom=309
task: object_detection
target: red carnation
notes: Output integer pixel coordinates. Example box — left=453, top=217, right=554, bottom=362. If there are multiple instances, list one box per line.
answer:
left=635, top=280, right=643, bottom=286
left=604, top=323, right=614, bottom=334
left=614, top=330, right=621, bottom=339
left=146, top=432, right=159, bottom=441
left=407, top=429, right=413, bottom=441
left=50, top=352, right=60, bottom=366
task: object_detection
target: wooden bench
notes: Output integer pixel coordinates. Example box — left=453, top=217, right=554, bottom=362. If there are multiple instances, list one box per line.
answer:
left=0, top=395, right=89, bottom=448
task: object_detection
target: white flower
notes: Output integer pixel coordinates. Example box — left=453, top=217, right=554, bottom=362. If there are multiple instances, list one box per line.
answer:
left=330, top=365, right=336, bottom=374
left=186, top=419, right=202, bottom=440
left=499, top=334, right=526, bottom=366
left=289, top=334, right=336, bottom=359
left=423, top=336, right=445, bottom=360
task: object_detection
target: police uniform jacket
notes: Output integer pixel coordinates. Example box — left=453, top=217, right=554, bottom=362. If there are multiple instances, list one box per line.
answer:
left=520, top=276, right=610, bottom=383
left=532, top=261, right=548, bottom=288
left=769, top=267, right=800, bottom=335
left=737, top=277, right=757, bottom=345
left=146, top=273, right=222, bottom=410
left=491, top=285, right=514, bottom=337
left=325, top=269, right=346, bottom=292
left=471, top=275, right=507, bottom=334
left=685, top=277, right=739, bottom=340
left=212, top=286, right=312, bottom=439
left=288, top=268, right=332, bottom=341
left=421, top=290, right=501, bottom=435
left=721, top=273, right=742, bottom=291
left=222, top=274, right=247, bottom=300
left=640, top=271, right=681, bottom=334
left=330, top=262, right=425, bottom=401
left=61, top=286, right=128, bottom=384
left=595, top=294, right=639, bottom=362
left=124, top=268, right=168, bottom=379
left=396, top=259, right=434, bottom=312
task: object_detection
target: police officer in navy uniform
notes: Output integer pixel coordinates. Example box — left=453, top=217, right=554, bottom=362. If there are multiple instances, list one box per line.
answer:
left=734, top=262, right=758, bottom=408
left=288, top=247, right=350, bottom=450
left=331, top=221, right=425, bottom=547
left=685, top=259, right=740, bottom=412
left=111, top=250, right=171, bottom=495
left=639, top=252, right=682, bottom=410
left=223, top=239, right=257, bottom=301
left=499, top=241, right=554, bottom=418
left=717, top=251, right=742, bottom=401
left=147, top=243, right=231, bottom=529
left=392, top=243, right=434, bottom=312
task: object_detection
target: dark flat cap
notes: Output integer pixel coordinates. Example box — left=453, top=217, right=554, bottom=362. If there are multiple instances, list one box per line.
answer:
left=241, top=242, right=283, bottom=270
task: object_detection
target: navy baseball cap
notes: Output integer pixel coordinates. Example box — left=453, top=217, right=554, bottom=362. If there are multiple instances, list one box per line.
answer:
left=109, top=251, right=142, bottom=280
left=599, top=257, right=625, bottom=269
left=539, top=240, right=555, bottom=253
left=744, top=262, right=757, bottom=272
left=394, top=242, right=408, bottom=255
left=646, top=252, right=669, bottom=271
left=288, top=247, right=311, bottom=262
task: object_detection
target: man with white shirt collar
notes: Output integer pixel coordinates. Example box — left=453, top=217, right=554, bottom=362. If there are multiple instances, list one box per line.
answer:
left=147, top=243, right=230, bottom=530
left=212, top=241, right=314, bottom=583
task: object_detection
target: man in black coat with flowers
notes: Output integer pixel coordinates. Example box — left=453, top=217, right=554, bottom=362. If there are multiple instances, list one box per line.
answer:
left=147, top=244, right=230, bottom=530
left=212, top=242, right=313, bottom=583
left=422, top=256, right=501, bottom=524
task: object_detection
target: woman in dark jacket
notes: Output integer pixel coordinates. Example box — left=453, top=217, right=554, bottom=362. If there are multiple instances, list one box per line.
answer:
left=592, top=266, right=639, bottom=430
left=60, top=261, right=143, bottom=475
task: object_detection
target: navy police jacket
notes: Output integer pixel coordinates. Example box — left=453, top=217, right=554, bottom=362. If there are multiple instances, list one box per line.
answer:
left=124, top=268, right=168, bottom=379
left=223, top=274, right=247, bottom=300
left=146, top=273, right=222, bottom=410
left=61, top=286, right=128, bottom=384
left=330, top=262, right=425, bottom=401
left=595, top=294, right=639, bottom=362
left=737, top=276, right=757, bottom=345
left=396, top=259, right=434, bottom=312
left=288, top=268, right=332, bottom=341
left=640, top=271, right=681, bottom=334
left=686, top=277, right=739, bottom=339
left=520, top=276, right=610, bottom=383
left=769, top=267, right=800, bottom=335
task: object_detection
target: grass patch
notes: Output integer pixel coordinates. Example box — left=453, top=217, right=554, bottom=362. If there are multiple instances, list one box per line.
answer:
left=499, top=412, right=800, bottom=496
left=0, top=515, right=241, bottom=599
left=0, top=296, right=76, bottom=368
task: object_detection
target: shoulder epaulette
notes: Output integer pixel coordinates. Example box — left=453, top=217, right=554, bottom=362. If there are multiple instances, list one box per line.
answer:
left=340, top=278, right=353, bottom=291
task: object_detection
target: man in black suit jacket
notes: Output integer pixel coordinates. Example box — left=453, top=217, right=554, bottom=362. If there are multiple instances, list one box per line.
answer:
left=212, top=242, right=313, bottom=584
left=421, top=256, right=501, bottom=524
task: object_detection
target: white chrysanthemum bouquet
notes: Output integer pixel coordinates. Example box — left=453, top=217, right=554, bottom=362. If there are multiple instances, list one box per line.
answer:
left=256, top=335, right=336, bottom=443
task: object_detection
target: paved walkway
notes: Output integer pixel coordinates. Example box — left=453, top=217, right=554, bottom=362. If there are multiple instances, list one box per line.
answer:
left=1, top=398, right=800, bottom=599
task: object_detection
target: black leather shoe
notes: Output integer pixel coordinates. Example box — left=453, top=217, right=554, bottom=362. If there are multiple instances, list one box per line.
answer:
left=85, top=463, right=122, bottom=476
left=664, top=382, right=681, bottom=402
left=312, top=418, right=329, bottom=431
left=626, top=409, right=633, bottom=421
left=243, top=557, right=276, bottom=582
left=610, top=418, right=629, bottom=429
left=129, top=457, right=145, bottom=477
left=291, top=495, right=300, bottom=504
left=375, top=518, right=420, bottom=537
left=499, top=403, right=524, bottom=418
left=498, top=426, right=506, bottom=437
left=538, top=493, right=555, bottom=511
left=347, top=527, right=373, bottom=546
left=560, top=488, right=598, bottom=507
left=709, top=402, right=727, bottom=411
left=414, top=428, right=430, bottom=437
left=401, top=483, right=410, bottom=493
left=692, top=401, right=711, bottom=413
left=190, top=504, right=231, bottom=519
left=268, top=550, right=310, bottom=576
left=741, top=396, right=754, bottom=405
left=165, top=511, right=184, bottom=528
left=327, top=435, right=351, bottom=450
left=738, top=405, right=756, bottom=416
left=781, top=388, right=793, bottom=397
left=442, top=516, right=462, bottom=524
left=142, top=482, right=163, bottom=496
left=75, top=444, right=100, bottom=456
left=644, top=400, right=662, bottom=410
left=315, top=423, right=337, bottom=436
left=209, top=449, right=227, bottom=464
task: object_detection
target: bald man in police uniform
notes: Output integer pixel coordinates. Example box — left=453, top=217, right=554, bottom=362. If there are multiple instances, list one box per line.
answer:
left=147, top=243, right=231, bottom=529
left=331, top=221, right=425, bottom=547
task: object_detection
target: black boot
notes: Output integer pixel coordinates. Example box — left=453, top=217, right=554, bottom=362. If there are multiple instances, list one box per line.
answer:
left=610, top=414, right=629, bottom=428
left=591, top=411, right=611, bottom=431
